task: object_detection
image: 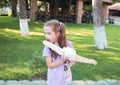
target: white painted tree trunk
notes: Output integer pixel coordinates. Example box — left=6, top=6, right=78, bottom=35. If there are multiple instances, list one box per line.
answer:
left=94, top=25, right=108, bottom=49
left=19, top=19, right=29, bottom=35
left=92, top=0, right=108, bottom=50
left=18, top=0, right=29, bottom=35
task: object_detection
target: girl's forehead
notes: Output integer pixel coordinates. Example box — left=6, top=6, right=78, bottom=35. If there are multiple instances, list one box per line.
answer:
left=44, top=26, right=52, bottom=30
left=44, top=26, right=53, bottom=32
left=44, top=26, right=52, bottom=29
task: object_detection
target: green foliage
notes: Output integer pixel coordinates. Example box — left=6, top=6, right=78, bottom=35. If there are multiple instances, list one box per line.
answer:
left=113, top=0, right=120, bottom=3
left=28, top=50, right=47, bottom=80
left=83, top=5, right=92, bottom=13
left=37, top=1, right=48, bottom=11
left=0, top=0, right=11, bottom=8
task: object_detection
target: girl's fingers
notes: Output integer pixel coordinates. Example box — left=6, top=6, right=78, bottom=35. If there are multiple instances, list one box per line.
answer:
left=61, top=53, right=67, bottom=62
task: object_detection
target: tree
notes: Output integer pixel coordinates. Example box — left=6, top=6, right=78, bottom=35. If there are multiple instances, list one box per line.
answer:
left=0, top=0, right=9, bottom=8
left=92, top=0, right=107, bottom=49
left=30, top=0, right=37, bottom=21
left=18, top=0, right=29, bottom=35
left=11, top=0, right=17, bottom=17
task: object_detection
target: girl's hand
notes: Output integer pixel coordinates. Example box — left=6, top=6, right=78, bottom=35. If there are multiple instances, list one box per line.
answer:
left=61, top=52, right=67, bottom=63
left=69, top=60, right=76, bottom=67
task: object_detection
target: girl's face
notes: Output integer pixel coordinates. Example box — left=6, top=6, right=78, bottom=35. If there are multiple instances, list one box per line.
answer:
left=44, top=26, right=59, bottom=44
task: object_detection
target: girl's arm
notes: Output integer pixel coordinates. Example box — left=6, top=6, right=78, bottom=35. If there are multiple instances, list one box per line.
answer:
left=45, top=55, right=67, bottom=69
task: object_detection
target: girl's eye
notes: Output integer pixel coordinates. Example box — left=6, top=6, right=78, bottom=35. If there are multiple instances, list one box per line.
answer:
left=47, top=32, right=51, bottom=35
left=44, top=32, right=51, bottom=35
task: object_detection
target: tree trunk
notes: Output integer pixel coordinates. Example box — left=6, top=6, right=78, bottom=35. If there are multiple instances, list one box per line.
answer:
left=25, top=0, right=29, bottom=10
left=49, top=0, right=55, bottom=19
left=11, top=0, right=17, bottom=17
left=18, top=0, right=29, bottom=35
left=30, top=0, right=37, bottom=21
left=92, top=0, right=108, bottom=49
left=76, top=0, right=83, bottom=24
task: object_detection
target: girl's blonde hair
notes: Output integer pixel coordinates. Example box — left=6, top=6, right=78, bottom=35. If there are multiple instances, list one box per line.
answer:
left=44, top=19, right=67, bottom=58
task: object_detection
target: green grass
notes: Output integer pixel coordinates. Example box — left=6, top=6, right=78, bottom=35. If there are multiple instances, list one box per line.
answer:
left=0, top=16, right=120, bottom=80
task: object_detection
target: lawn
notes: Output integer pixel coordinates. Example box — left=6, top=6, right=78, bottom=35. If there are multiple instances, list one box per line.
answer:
left=0, top=16, right=120, bottom=80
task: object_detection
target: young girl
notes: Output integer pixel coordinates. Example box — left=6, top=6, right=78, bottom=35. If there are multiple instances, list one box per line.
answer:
left=43, top=19, right=75, bottom=85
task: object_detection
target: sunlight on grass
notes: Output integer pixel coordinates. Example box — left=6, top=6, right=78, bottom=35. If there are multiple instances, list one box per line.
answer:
left=109, top=47, right=120, bottom=51
left=67, top=29, right=94, bottom=36
left=5, top=67, right=30, bottom=74
left=79, top=29, right=94, bottom=36
left=75, top=44, right=93, bottom=48
left=4, top=28, right=20, bottom=34
left=96, top=50, right=116, bottom=56
left=3, top=28, right=44, bottom=36
left=109, top=57, right=120, bottom=61
left=29, top=31, right=44, bottom=36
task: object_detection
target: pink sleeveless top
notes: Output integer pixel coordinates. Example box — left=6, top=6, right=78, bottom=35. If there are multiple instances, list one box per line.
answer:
left=43, top=40, right=73, bottom=85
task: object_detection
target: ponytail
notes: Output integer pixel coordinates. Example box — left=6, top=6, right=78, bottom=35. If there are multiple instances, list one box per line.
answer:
left=58, top=22, right=67, bottom=48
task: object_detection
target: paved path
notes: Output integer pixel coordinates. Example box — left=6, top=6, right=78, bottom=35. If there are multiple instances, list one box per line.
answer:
left=0, top=80, right=120, bottom=85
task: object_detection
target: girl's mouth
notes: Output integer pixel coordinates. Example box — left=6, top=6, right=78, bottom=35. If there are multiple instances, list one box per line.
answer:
left=46, top=39, right=50, bottom=42
left=46, top=39, right=53, bottom=44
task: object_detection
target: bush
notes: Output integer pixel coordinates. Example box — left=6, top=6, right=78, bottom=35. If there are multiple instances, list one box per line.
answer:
left=28, top=50, right=47, bottom=80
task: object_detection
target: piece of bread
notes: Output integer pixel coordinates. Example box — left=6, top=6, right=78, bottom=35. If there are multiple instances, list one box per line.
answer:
left=43, top=40, right=97, bottom=65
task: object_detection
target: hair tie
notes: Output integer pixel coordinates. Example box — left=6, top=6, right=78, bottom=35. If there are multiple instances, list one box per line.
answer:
left=58, top=22, right=62, bottom=31
left=59, top=22, right=63, bottom=26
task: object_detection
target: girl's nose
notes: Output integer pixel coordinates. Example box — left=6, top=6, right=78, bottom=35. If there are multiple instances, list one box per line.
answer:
left=45, top=34, right=48, bottom=39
